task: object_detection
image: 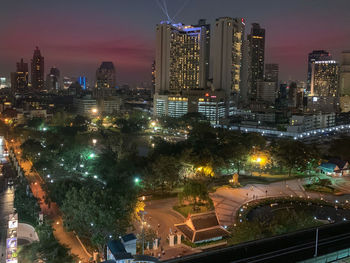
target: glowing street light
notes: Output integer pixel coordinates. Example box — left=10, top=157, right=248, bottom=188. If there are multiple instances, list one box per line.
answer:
left=91, top=108, right=98, bottom=114
left=92, top=139, right=97, bottom=145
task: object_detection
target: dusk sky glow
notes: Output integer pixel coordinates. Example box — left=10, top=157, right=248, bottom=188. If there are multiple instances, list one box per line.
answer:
left=1, top=0, right=350, bottom=86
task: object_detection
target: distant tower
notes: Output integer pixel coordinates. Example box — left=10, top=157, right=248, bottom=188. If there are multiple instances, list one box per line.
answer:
left=95, top=62, right=116, bottom=98
left=31, top=46, right=45, bottom=90
left=248, top=23, right=265, bottom=100
left=46, top=67, right=60, bottom=92
left=95, top=62, right=116, bottom=89
left=11, top=58, right=29, bottom=92
left=265, top=64, right=279, bottom=83
left=212, top=17, right=245, bottom=96
left=307, top=50, right=332, bottom=93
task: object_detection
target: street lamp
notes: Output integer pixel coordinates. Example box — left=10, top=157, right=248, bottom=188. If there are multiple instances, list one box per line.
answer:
left=91, top=108, right=98, bottom=114
left=92, top=139, right=97, bottom=145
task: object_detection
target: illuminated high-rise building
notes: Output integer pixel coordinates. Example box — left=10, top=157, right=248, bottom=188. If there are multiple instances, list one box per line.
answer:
left=155, top=21, right=208, bottom=94
left=11, top=58, right=29, bottom=92
left=31, top=46, right=45, bottom=90
left=307, top=50, right=332, bottom=93
left=339, top=51, right=350, bottom=112
left=248, top=23, right=265, bottom=100
left=212, top=17, right=245, bottom=96
left=193, top=19, right=211, bottom=84
left=310, top=59, right=339, bottom=97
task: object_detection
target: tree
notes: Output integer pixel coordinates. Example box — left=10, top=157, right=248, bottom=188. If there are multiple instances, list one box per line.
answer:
left=20, top=139, right=43, bottom=161
left=27, top=117, right=44, bottom=130
left=18, top=221, right=76, bottom=263
left=272, top=139, right=319, bottom=176
left=179, top=179, right=211, bottom=210
left=61, top=182, right=137, bottom=254
left=329, top=136, right=350, bottom=161
left=146, top=156, right=181, bottom=193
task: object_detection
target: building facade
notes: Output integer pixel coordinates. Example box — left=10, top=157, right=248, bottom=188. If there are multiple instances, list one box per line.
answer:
left=155, top=22, right=208, bottom=94
left=248, top=23, right=265, bottom=100
left=11, top=58, right=29, bottom=92
left=310, top=60, right=339, bottom=97
left=340, top=51, right=350, bottom=112
left=46, top=67, right=61, bottom=92
left=31, top=47, right=45, bottom=90
left=307, top=50, right=332, bottom=93
left=212, top=17, right=245, bottom=95
left=95, top=62, right=116, bottom=98
left=74, top=95, right=97, bottom=116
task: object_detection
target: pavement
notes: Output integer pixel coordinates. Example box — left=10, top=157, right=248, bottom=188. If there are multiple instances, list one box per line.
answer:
left=8, top=141, right=91, bottom=263
left=0, top=164, right=14, bottom=263
left=211, top=177, right=350, bottom=226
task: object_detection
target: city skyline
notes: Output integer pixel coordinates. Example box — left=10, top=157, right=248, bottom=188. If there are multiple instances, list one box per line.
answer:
left=0, top=0, right=350, bottom=86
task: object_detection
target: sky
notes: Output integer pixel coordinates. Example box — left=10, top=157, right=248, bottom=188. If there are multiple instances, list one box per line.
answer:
left=0, top=0, right=350, bottom=86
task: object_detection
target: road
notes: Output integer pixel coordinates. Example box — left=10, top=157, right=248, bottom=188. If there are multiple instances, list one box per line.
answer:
left=143, top=198, right=200, bottom=260
left=0, top=163, right=15, bottom=263
left=8, top=141, right=91, bottom=262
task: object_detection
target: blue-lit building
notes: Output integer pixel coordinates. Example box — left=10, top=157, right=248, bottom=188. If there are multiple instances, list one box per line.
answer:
left=78, top=76, right=87, bottom=90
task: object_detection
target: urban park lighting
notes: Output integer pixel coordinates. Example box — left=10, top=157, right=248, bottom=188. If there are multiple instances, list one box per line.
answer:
left=89, top=153, right=95, bottom=158
left=134, top=177, right=140, bottom=184
left=92, top=139, right=97, bottom=145
left=92, top=108, right=98, bottom=114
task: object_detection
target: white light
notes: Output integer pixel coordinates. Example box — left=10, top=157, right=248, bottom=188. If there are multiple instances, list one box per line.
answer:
left=80, top=164, right=84, bottom=168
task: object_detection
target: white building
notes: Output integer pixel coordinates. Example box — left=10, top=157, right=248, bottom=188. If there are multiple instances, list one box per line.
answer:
left=154, top=94, right=188, bottom=118
left=288, top=113, right=335, bottom=132
left=74, top=95, right=97, bottom=116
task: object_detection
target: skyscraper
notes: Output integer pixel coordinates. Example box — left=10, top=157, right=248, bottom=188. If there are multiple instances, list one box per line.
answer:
left=339, top=51, right=350, bottom=112
left=46, top=67, right=61, bottom=92
left=155, top=21, right=207, bottom=94
left=95, top=62, right=116, bottom=89
left=212, top=17, right=245, bottom=96
left=11, top=58, right=28, bottom=92
left=310, top=59, right=339, bottom=97
left=265, top=64, right=279, bottom=83
left=248, top=23, right=265, bottom=100
left=307, top=50, right=332, bottom=93
left=193, top=19, right=211, bottom=84
left=31, top=46, right=45, bottom=90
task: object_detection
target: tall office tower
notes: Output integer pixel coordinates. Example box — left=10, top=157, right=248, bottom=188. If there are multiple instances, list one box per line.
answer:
left=212, top=17, right=245, bottom=96
left=155, top=22, right=207, bottom=94
left=11, top=58, right=29, bottom=92
left=307, top=50, right=332, bottom=93
left=193, top=19, right=210, bottom=84
left=339, top=51, right=350, bottom=112
left=310, top=59, right=339, bottom=97
left=248, top=23, right=265, bottom=100
left=46, top=67, right=60, bottom=92
left=265, top=64, right=279, bottom=83
left=151, top=61, right=156, bottom=96
left=95, top=62, right=116, bottom=89
left=31, top=46, right=45, bottom=90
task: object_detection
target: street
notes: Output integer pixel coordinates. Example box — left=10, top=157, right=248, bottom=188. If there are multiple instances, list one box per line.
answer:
left=8, top=141, right=92, bottom=262
left=0, top=163, right=15, bottom=263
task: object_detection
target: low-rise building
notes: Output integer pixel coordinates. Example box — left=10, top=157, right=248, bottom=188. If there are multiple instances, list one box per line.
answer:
left=74, top=95, right=97, bottom=116
left=175, top=211, right=229, bottom=244
left=288, top=113, right=335, bottom=132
